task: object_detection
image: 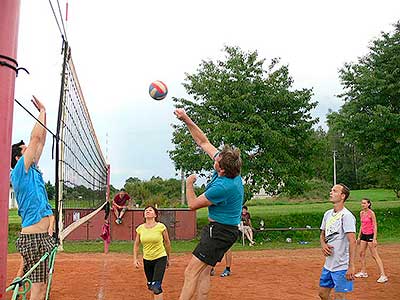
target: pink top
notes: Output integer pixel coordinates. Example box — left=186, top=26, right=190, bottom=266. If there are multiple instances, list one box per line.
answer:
left=361, top=210, right=374, bottom=234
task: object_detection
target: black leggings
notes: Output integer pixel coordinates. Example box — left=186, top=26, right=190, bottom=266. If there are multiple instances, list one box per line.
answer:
left=143, top=256, right=168, bottom=284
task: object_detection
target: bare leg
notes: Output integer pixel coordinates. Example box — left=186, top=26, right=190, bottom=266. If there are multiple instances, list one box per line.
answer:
left=30, top=282, right=47, bottom=300
left=368, top=243, right=386, bottom=276
left=248, top=228, right=254, bottom=242
left=225, top=250, right=232, bottom=268
left=154, top=293, right=163, bottom=300
left=318, top=287, right=331, bottom=300
left=113, top=207, right=119, bottom=219
left=335, top=293, right=346, bottom=300
left=195, top=265, right=213, bottom=300
left=179, top=255, right=209, bottom=300
left=245, top=227, right=254, bottom=244
left=358, top=241, right=368, bottom=273
left=119, top=208, right=127, bottom=219
left=16, top=255, right=24, bottom=277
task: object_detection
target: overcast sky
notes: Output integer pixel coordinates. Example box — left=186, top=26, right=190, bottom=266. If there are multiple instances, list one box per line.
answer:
left=12, top=0, right=400, bottom=188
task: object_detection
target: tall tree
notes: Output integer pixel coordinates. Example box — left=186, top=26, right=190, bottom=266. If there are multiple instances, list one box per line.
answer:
left=45, top=181, right=55, bottom=200
left=169, top=46, right=318, bottom=198
left=328, top=22, right=400, bottom=196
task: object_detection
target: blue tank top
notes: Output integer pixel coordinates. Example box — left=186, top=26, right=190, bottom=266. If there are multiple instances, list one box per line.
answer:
left=10, top=156, right=53, bottom=227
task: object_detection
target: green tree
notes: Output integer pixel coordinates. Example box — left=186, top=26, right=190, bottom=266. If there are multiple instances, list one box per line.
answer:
left=328, top=22, right=400, bottom=196
left=169, top=46, right=318, bottom=198
left=123, top=177, right=184, bottom=207
left=308, top=127, right=332, bottom=183
left=45, top=181, right=55, bottom=200
left=125, top=177, right=141, bottom=184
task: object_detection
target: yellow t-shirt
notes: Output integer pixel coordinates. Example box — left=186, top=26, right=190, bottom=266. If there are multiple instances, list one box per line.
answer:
left=136, top=222, right=167, bottom=260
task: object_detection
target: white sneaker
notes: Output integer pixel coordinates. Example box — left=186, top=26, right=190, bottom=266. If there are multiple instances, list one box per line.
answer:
left=377, top=275, right=388, bottom=283
left=355, top=272, right=368, bottom=278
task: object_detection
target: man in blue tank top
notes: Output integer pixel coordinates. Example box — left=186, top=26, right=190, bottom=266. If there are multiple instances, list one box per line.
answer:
left=175, top=109, right=243, bottom=300
left=10, top=96, right=55, bottom=300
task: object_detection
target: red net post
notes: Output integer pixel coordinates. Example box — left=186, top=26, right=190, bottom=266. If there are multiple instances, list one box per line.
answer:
left=0, top=1, right=21, bottom=298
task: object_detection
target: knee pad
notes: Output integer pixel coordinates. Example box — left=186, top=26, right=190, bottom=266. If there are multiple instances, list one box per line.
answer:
left=149, top=281, right=163, bottom=295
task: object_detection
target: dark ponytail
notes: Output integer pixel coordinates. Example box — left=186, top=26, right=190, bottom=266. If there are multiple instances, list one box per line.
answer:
left=363, top=198, right=372, bottom=209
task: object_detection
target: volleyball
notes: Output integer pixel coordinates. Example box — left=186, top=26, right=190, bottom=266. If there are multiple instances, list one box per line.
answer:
left=149, top=80, right=168, bottom=100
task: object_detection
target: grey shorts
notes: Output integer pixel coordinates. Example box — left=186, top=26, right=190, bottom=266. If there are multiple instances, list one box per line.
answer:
left=16, top=233, right=56, bottom=283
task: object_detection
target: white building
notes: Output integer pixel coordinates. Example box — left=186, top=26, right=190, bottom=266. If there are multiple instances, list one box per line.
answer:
left=9, top=185, right=18, bottom=209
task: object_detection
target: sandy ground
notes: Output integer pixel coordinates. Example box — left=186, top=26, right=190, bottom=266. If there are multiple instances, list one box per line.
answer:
left=6, top=244, right=399, bottom=299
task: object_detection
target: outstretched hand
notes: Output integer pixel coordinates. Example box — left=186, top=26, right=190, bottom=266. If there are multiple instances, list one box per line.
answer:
left=174, top=108, right=188, bottom=121
left=31, top=95, right=46, bottom=112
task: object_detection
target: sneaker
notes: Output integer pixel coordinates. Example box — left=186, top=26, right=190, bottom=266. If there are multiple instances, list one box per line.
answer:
left=210, top=268, right=215, bottom=276
left=118, top=218, right=123, bottom=224
left=355, top=272, right=368, bottom=278
left=377, top=275, right=388, bottom=283
left=115, top=219, right=119, bottom=224
left=220, top=269, right=231, bottom=277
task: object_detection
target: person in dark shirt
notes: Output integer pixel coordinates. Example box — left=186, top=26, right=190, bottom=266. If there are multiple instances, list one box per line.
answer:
left=240, top=206, right=255, bottom=246
left=112, top=188, right=132, bottom=224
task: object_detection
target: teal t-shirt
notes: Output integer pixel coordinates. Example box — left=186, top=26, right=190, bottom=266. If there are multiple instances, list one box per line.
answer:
left=10, top=156, right=53, bottom=228
left=205, top=171, right=243, bottom=226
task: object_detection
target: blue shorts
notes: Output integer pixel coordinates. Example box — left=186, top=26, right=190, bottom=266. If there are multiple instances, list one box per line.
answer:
left=319, top=267, right=353, bottom=293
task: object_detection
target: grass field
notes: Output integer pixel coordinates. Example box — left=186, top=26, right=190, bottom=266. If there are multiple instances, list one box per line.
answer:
left=7, top=189, right=400, bottom=253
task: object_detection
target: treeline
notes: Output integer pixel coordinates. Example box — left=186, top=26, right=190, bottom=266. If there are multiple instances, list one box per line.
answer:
left=47, top=22, right=400, bottom=204
left=118, top=176, right=204, bottom=207
left=169, top=22, right=400, bottom=199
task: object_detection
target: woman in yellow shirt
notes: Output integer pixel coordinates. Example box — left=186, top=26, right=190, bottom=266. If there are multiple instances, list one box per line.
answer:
left=134, top=205, right=171, bottom=299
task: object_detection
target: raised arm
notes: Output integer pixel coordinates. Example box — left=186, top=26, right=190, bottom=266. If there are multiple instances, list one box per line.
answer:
left=174, top=109, right=218, bottom=159
left=23, top=96, right=47, bottom=171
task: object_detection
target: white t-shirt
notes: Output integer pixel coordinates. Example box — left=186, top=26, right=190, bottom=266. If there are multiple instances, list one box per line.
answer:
left=320, top=207, right=356, bottom=272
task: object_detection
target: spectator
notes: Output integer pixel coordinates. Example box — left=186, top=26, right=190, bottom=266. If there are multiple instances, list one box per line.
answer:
left=240, top=206, right=255, bottom=246
left=112, top=189, right=132, bottom=224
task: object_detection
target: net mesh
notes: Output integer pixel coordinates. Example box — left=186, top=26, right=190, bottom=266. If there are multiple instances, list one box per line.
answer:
left=57, top=47, right=108, bottom=210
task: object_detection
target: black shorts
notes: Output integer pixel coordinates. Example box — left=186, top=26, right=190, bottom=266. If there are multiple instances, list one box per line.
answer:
left=360, top=233, right=374, bottom=242
left=193, top=222, right=239, bottom=267
left=143, top=256, right=168, bottom=284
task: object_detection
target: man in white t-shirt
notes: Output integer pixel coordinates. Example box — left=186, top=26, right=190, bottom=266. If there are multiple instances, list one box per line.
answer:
left=319, top=183, right=356, bottom=300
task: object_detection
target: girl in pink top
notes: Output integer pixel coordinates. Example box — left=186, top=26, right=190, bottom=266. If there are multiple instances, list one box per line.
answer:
left=355, top=198, right=388, bottom=283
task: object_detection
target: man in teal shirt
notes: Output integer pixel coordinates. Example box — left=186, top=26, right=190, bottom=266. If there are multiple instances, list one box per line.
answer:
left=10, top=97, right=55, bottom=300
left=175, top=109, right=243, bottom=300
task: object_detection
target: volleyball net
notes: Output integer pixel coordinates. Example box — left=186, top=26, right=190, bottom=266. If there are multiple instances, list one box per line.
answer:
left=56, top=42, right=110, bottom=243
